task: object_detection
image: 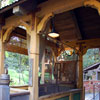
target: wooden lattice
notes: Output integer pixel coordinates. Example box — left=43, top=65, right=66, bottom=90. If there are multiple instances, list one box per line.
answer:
left=54, top=61, right=77, bottom=84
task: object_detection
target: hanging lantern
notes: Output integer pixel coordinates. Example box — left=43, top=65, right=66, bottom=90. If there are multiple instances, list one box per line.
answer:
left=48, top=17, right=59, bottom=38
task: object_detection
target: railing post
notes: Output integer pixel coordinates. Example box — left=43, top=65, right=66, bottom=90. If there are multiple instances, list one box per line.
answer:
left=0, top=72, right=10, bottom=100
left=82, top=87, right=85, bottom=100
left=93, top=84, right=95, bottom=100
left=69, top=93, right=73, bottom=100
left=99, top=87, right=100, bottom=100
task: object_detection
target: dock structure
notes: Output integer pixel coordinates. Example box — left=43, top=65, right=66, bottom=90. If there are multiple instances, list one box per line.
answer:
left=0, top=0, right=100, bottom=100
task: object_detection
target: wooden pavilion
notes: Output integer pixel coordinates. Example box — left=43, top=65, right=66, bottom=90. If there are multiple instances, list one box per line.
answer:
left=0, top=0, right=100, bottom=100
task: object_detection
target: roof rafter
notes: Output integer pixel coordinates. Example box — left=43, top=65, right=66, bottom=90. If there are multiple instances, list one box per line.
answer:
left=71, top=11, right=82, bottom=40
left=36, top=0, right=84, bottom=17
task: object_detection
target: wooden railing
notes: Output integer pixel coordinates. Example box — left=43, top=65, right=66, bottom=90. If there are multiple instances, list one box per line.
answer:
left=10, top=85, right=28, bottom=90
left=39, top=89, right=82, bottom=100
left=10, top=86, right=83, bottom=100
left=39, top=83, right=75, bottom=96
left=10, top=88, right=30, bottom=100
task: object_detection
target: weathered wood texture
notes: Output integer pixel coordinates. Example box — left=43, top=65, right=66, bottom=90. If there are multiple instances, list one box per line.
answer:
left=54, top=61, right=77, bottom=84
left=5, top=44, right=28, bottom=55
left=10, top=86, right=28, bottom=90
left=77, top=45, right=83, bottom=89
left=12, top=27, right=26, bottom=39
left=2, top=14, right=31, bottom=29
left=36, top=0, right=84, bottom=17
left=0, top=32, right=5, bottom=74
left=74, top=7, right=100, bottom=40
left=39, top=89, right=82, bottom=100
left=28, top=16, right=39, bottom=100
left=54, top=12, right=80, bottom=42
left=39, top=84, right=75, bottom=97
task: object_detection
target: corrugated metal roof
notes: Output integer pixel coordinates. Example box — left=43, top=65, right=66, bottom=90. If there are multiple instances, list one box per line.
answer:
left=0, top=0, right=27, bottom=14
left=0, top=0, right=19, bottom=9
left=84, top=62, right=100, bottom=72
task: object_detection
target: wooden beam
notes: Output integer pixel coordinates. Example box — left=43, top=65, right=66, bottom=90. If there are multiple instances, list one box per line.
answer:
left=65, top=38, right=100, bottom=50
left=71, top=11, right=82, bottom=40
left=5, top=44, right=28, bottom=55
left=28, top=15, right=39, bottom=100
left=37, top=13, right=53, bottom=34
left=0, top=30, right=5, bottom=75
left=77, top=45, right=83, bottom=89
left=2, top=14, right=31, bottom=30
left=11, top=27, right=27, bottom=39
left=36, top=0, right=84, bottom=17
left=84, top=0, right=100, bottom=14
left=13, top=27, right=26, bottom=36
left=10, top=85, right=28, bottom=90
left=11, top=32, right=26, bottom=40
left=3, top=26, right=15, bottom=43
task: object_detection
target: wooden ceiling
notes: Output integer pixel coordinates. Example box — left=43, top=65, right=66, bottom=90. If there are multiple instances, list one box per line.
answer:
left=54, top=11, right=80, bottom=42
left=74, top=7, right=100, bottom=40
left=11, top=27, right=26, bottom=39
left=53, top=7, right=100, bottom=43
left=10, top=7, right=100, bottom=47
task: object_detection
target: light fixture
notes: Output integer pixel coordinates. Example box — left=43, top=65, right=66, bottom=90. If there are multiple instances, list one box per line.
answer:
left=48, top=18, right=59, bottom=38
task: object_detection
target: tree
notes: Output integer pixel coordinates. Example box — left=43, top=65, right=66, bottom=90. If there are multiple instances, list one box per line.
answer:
left=5, top=51, right=29, bottom=85
left=0, top=0, right=16, bottom=8
left=83, top=48, right=100, bottom=68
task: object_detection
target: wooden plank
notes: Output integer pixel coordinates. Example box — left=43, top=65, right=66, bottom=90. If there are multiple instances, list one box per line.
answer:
left=5, top=44, right=28, bottom=55
left=39, top=89, right=82, bottom=100
left=71, top=11, right=82, bottom=40
left=36, top=0, right=84, bottom=17
left=11, top=32, right=26, bottom=40
left=10, top=85, right=28, bottom=90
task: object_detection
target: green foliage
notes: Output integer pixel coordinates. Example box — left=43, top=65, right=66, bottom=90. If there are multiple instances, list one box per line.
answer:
left=58, top=50, right=78, bottom=61
left=83, top=48, right=100, bottom=68
left=9, top=0, right=15, bottom=4
left=5, top=51, right=29, bottom=86
left=58, top=48, right=100, bottom=69
left=5, top=48, right=100, bottom=85
left=0, top=0, right=17, bottom=8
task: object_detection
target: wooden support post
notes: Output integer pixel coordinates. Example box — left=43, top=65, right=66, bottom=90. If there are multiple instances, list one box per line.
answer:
left=69, top=93, right=73, bottom=100
left=41, top=51, right=45, bottom=84
left=0, top=31, right=5, bottom=75
left=77, top=45, right=83, bottom=89
left=28, top=15, right=40, bottom=100
left=49, top=53, right=53, bottom=83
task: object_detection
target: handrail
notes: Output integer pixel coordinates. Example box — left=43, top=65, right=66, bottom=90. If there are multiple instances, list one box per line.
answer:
left=10, top=88, right=30, bottom=97
left=39, top=89, right=82, bottom=100
left=10, top=85, right=28, bottom=90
